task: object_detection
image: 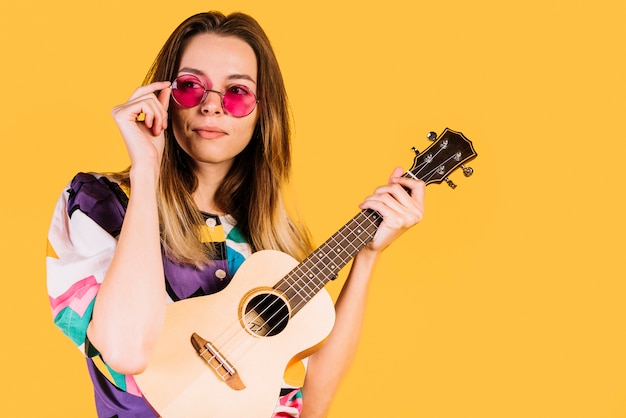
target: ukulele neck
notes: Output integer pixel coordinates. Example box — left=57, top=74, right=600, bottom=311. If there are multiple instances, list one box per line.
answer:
left=275, top=209, right=382, bottom=315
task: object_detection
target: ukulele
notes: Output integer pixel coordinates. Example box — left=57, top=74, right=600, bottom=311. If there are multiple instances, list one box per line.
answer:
left=134, top=128, right=478, bottom=417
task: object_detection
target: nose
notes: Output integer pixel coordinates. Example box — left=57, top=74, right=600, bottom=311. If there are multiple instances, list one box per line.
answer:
left=200, top=90, right=224, bottom=115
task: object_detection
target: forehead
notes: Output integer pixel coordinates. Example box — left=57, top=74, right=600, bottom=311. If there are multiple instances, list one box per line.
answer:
left=178, top=33, right=257, bottom=81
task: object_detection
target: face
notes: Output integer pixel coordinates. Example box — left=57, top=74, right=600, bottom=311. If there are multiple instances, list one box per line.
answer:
left=171, top=33, right=258, bottom=175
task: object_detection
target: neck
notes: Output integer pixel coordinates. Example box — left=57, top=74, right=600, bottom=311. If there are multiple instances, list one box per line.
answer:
left=191, top=161, right=232, bottom=215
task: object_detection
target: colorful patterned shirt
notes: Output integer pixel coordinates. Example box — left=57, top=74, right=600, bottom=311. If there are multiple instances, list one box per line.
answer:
left=46, top=172, right=302, bottom=417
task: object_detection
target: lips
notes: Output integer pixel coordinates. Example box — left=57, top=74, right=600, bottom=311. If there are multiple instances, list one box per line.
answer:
left=193, top=126, right=227, bottom=139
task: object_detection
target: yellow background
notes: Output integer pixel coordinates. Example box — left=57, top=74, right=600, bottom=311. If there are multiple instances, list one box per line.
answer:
left=1, top=0, right=625, bottom=416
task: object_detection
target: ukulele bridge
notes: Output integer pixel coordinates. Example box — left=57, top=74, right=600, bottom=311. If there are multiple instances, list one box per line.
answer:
left=190, top=332, right=246, bottom=390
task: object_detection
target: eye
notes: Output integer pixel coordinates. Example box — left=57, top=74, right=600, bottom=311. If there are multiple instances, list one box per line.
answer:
left=175, top=75, right=204, bottom=90
left=182, top=81, right=202, bottom=89
left=227, top=85, right=254, bottom=96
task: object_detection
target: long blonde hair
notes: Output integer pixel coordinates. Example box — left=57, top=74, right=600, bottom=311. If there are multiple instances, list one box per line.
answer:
left=118, top=11, right=313, bottom=266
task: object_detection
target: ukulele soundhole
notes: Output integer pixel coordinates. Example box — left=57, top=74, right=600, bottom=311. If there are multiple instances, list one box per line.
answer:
left=243, top=293, right=290, bottom=337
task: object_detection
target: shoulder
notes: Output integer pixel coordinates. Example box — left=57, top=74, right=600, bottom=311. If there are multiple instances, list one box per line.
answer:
left=65, top=172, right=129, bottom=237
left=67, top=172, right=128, bottom=209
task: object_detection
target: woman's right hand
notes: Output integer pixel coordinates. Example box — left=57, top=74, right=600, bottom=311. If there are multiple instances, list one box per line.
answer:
left=111, top=81, right=171, bottom=173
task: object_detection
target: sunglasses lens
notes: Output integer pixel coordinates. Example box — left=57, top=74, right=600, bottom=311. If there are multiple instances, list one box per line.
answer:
left=172, top=75, right=205, bottom=107
left=223, top=85, right=257, bottom=117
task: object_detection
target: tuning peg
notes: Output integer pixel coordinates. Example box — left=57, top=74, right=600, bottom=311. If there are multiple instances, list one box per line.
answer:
left=462, top=165, right=474, bottom=177
left=427, top=131, right=437, bottom=141
left=444, top=177, right=457, bottom=189
left=411, top=146, right=420, bottom=155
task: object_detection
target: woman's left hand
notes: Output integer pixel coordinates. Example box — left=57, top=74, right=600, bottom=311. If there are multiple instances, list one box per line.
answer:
left=358, top=167, right=425, bottom=253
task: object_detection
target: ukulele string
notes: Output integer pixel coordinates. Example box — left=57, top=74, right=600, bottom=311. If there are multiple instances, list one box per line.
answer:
left=251, top=162, right=454, bottom=340
left=216, top=238, right=345, bottom=364
left=223, top=210, right=380, bottom=365
left=255, top=212, right=376, bottom=338
left=409, top=150, right=464, bottom=186
left=202, top=161, right=448, bottom=369
left=212, top=172, right=427, bottom=365
left=202, top=283, right=282, bottom=359
left=218, top=166, right=427, bottom=353
left=223, top=142, right=463, bottom=362
left=206, top=215, right=356, bottom=367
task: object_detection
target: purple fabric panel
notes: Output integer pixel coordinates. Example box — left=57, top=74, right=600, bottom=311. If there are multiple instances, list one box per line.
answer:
left=67, top=172, right=126, bottom=237
left=163, top=255, right=232, bottom=301
left=86, top=360, right=157, bottom=418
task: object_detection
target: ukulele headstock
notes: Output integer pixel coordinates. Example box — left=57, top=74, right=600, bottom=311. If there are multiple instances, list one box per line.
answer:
left=407, top=128, right=477, bottom=188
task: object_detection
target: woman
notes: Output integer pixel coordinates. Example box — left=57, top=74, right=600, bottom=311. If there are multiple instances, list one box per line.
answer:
left=46, top=11, right=425, bottom=418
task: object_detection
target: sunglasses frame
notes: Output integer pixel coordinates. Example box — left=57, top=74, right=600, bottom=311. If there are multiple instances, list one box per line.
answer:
left=171, top=74, right=259, bottom=117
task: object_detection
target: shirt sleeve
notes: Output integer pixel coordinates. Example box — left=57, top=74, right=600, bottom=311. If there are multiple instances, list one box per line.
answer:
left=46, top=173, right=126, bottom=355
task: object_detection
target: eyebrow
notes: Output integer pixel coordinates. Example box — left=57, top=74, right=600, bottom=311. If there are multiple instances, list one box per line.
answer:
left=178, top=67, right=257, bottom=84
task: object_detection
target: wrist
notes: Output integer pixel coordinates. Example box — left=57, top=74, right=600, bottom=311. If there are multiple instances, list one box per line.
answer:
left=129, top=162, right=160, bottom=187
left=354, top=246, right=381, bottom=266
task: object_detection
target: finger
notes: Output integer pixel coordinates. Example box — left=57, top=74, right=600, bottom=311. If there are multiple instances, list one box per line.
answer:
left=128, top=84, right=170, bottom=130
left=386, top=166, right=424, bottom=196
left=157, top=85, right=171, bottom=112
left=155, top=86, right=171, bottom=134
left=387, top=166, right=405, bottom=184
left=369, top=180, right=422, bottom=209
left=360, top=181, right=425, bottom=221
left=359, top=198, right=416, bottom=231
left=135, top=96, right=162, bottom=128
left=392, top=177, right=426, bottom=207
left=112, top=101, right=158, bottom=140
left=362, top=194, right=424, bottom=229
left=141, top=84, right=171, bottom=134
left=360, top=191, right=410, bottom=222
left=113, top=92, right=162, bottom=121
left=128, top=81, right=172, bottom=101
left=129, top=91, right=169, bottom=135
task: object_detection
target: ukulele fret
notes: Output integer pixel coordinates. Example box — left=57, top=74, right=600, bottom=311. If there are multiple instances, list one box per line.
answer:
left=276, top=209, right=382, bottom=315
